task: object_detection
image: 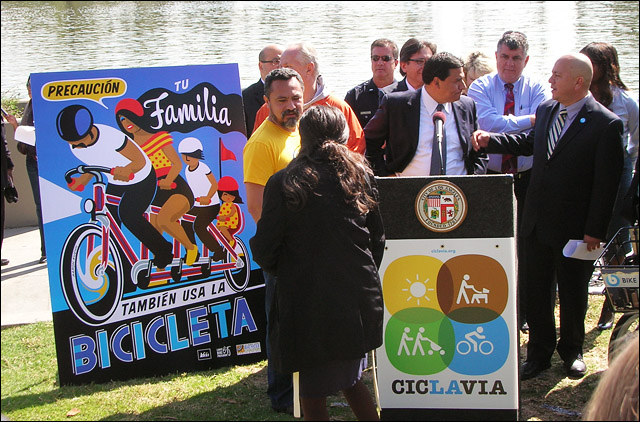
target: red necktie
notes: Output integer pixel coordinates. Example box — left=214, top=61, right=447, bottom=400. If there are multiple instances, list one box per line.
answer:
left=501, top=83, right=517, bottom=174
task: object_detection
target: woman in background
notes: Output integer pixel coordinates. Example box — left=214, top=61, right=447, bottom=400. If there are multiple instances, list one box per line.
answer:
left=580, top=42, right=639, bottom=331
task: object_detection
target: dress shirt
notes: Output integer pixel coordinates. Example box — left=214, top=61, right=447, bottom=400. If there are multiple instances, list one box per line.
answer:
left=405, top=79, right=420, bottom=92
left=609, top=86, right=639, bottom=158
left=398, top=88, right=464, bottom=176
left=469, top=72, right=550, bottom=172
left=556, top=94, right=590, bottom=139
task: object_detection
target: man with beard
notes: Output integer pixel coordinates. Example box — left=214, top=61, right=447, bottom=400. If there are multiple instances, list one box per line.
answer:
left=242, top=67, right=304, bottom=415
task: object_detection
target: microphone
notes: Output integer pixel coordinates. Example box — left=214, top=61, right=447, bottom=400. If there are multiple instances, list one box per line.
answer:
left=433, top=111, right=446, bottom=174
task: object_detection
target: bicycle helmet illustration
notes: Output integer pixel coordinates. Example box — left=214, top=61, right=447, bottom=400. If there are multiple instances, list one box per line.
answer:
left=56, top=104, right=94, bottom=142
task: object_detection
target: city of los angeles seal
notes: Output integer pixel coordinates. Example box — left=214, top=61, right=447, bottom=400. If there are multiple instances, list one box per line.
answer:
left=415, top=180, right=468, bottom=232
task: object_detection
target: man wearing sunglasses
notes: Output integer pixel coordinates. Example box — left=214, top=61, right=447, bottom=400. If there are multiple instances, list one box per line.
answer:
left=345, top=38, right=398, bottom=129
left=242, top=44, right=284, bottom=137
left=381, top=38, right=437, bottom=95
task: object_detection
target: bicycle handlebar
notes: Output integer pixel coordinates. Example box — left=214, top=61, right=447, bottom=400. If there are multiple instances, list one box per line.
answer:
left=65, top=165, right=134, bottom=185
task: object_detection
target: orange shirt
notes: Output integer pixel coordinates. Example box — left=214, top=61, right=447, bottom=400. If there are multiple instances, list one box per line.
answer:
left=253, top=94, right=366, bottom=154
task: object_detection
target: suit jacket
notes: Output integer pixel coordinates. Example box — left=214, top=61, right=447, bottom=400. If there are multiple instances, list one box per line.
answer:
left=364, top=89, right=488, bottom=176
left=242, top=79, right=264, bottom=137
left=487, top=96, right=624, bottom=246
left=251, top=168, right=385, bottom=374
left=380, top=77, right=410, bottom=95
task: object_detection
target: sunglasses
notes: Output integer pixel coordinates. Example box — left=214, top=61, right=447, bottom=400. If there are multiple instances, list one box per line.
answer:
left=371, top=55, right=394, bottom=62
left=260, top=59, right=281, bottom=64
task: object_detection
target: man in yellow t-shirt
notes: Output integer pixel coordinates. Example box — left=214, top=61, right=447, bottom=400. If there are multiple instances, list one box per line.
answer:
left=244, top=68, right=304, bottom=223
left=242, top=67, right=304, bottom=415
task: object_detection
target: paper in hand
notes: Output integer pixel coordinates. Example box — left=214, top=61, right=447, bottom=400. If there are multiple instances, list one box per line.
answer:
left=563, top=239, right=605, bottom=261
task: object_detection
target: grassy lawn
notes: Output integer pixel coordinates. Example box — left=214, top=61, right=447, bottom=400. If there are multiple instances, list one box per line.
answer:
left=0, top=294, right=627, bottom=421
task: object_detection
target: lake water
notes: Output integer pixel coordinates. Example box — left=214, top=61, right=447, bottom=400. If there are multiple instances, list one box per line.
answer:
left=2, top=1, right=639, bottom=100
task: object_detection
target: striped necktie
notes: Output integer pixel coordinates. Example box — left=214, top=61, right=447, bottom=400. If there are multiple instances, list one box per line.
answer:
left=547, top=108, right=568, bottom=158
left=501, top=83, right=517, bottom=173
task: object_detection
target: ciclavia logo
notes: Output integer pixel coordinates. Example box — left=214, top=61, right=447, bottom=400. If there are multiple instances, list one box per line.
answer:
left=415, top=180, right=467, bottom=232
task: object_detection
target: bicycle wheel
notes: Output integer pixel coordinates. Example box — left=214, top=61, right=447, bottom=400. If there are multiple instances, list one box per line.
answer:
left=608, top=312, right=639, bottom=363
left=224, top=238, right=250, bottom=292
left=61, top=224, right=124, bottom=326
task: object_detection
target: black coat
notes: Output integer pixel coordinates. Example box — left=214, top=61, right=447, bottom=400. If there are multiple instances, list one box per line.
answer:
left=250, top=166, right=385, bottom=374
left=344, top=78, right=389, bottom=129
left=242, top=79, right=264, bottom=137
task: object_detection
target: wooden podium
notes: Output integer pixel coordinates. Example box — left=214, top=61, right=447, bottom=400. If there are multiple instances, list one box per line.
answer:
left=375, top=175, right=518, bottom=421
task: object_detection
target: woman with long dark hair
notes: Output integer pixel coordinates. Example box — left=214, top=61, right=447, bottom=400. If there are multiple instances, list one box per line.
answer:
left=251, top=105, right=385, bottom=420
left=580, top=42, right=639, bottom=330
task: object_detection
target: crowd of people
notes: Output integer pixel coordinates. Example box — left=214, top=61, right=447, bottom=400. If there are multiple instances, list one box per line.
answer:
left=2, top=29, right=637, bottom=421
left=242, top=32, right=637, bottom=420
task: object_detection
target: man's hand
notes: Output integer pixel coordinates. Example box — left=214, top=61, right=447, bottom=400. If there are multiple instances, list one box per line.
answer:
left=111, top=166, right=133, bottom=182
left=471, top=130, right=491, bottom=151
left=583, top=234, right=603, bottom=252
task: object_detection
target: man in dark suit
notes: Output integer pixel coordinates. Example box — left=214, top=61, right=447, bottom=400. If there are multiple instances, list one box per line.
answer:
left=365, top=52, right=488, bottom=177
left=242, top=44, right=283, bottom=137
left=473, top=53, right=624, bottom=380
left=380, top=38, right=437, bottom=95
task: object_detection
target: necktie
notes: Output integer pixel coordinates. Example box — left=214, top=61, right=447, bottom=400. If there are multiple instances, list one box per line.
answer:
left=431, top=104, right=446, bottom=175
left=501, top=83, right=518, bottom=173
left=547, top=108, right=568, bottom=158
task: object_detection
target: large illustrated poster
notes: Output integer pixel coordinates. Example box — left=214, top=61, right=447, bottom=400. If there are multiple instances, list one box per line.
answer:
left=30, top=64, right=267, bottom=385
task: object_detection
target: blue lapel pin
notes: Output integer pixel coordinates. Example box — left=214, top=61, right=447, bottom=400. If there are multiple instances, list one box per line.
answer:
left=579, top=117, right=586, bottom=123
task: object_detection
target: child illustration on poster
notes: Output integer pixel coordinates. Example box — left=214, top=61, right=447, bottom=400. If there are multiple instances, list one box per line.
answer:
left=30, top=64, right=266, bottom=385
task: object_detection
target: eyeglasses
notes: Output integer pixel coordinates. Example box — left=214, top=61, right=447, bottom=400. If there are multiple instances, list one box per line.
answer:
left=407, top=58, right=427, bottom=65
left=371, top=55, right=394, bottom=62
left=260, top=59, right=281, bottom=64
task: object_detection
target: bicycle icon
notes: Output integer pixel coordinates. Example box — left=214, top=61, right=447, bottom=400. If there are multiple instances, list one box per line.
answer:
left=456, top=326, right=494, bottom=355
left=60, top=165, right=250, bottom=326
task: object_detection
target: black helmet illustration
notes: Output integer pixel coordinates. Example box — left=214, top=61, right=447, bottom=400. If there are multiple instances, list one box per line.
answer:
left=57, top=104, right=94, bottom=142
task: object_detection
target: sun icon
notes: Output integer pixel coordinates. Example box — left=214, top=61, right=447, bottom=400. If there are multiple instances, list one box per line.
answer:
left=402, top=273, right=435, bottom=306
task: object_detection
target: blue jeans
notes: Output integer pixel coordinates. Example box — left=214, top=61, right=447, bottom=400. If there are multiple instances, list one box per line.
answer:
left=263, top=270, right=293, bottom=410
left=26, top=157, right=45, bottom=257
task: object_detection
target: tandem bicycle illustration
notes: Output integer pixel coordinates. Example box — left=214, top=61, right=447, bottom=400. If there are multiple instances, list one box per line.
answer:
left=60, top=165, right=250, bottom=326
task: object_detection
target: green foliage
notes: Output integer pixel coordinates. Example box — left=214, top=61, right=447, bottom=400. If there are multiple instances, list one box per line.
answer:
left=1, top=96, right=23, bottom=119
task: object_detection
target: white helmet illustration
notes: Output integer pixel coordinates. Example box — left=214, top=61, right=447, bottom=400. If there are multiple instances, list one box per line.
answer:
left=178, top=137, right=204, bottom=154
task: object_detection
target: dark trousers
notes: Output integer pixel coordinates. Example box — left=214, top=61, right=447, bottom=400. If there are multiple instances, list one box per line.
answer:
left=182, top=204, right=224, bottom=256
left=106, top=170, right=172, bottom=259
left=490, top=169, right=531, bottom=326
left=513, top=170, right=531, bottom=326
left=263, top=270, right=293, bottom=409
left=26, top=157, right=45, bottom=256
left=524, top=227, right=593, bottom=364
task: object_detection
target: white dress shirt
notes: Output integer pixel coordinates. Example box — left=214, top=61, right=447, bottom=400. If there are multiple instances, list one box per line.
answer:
left=398, top=88, right=465, bottom=176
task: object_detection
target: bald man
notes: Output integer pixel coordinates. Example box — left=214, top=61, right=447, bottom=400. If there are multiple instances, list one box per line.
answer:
left=252, top=42, right=366, bottom=154
left=473, top=53, right=624, bottom=380
left=243, top=44, right=284, bottom=136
